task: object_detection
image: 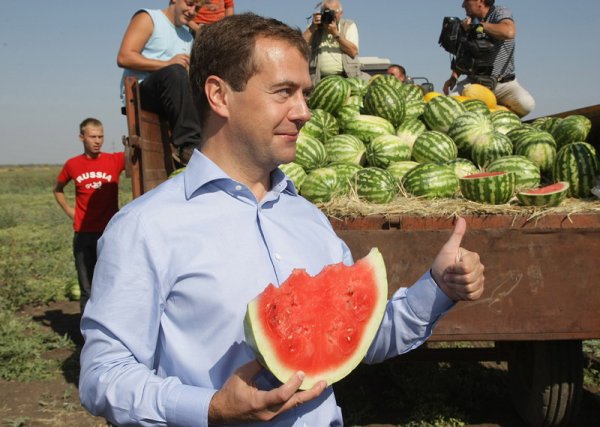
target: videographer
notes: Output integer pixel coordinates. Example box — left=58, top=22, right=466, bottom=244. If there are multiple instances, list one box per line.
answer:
left=442, top=0, right=535, bottom=117
left=302, top=0, right=363, bottom=83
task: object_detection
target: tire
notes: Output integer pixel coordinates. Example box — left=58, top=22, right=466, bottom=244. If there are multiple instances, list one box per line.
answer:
left=507, top=340, right=583, bottom=427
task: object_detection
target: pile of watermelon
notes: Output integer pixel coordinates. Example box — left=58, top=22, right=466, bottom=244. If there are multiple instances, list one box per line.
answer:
left=283, top=75, right=599, bottom=207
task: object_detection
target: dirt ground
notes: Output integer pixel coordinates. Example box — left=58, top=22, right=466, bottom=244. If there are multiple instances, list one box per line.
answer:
left=1, top=300, right=600, bottom=427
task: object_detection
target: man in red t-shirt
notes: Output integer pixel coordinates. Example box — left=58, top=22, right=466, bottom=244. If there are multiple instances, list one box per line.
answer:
left=54, top=118, right=126, bottom=313
left=188, top=0, right=234, bottom=34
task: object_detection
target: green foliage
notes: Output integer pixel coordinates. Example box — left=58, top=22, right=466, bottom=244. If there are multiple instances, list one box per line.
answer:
left=0, top=307, right=73, bottom=381
left=0, top=165, right=129, bottom=382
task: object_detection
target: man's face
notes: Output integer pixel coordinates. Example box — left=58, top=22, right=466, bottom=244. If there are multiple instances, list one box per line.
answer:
left=173, top=0, right=203, bottom=26
left=387, top=67, right=406, bottom=82
left=462, top=0, right=484, bottom=17
left=225, top=37, right=312, bottom=170
left=80, top=125, right=104, bottom=157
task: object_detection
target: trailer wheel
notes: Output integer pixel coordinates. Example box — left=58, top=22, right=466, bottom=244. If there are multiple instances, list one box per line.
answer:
left=506, top=340, right=583, bottom=427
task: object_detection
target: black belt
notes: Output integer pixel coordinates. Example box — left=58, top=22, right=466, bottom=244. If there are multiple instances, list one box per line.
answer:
left=497, top=74, right=515, bottom=83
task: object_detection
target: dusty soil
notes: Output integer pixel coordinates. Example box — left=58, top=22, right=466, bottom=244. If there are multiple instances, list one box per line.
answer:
left=1, top=300, right=599, bottom=427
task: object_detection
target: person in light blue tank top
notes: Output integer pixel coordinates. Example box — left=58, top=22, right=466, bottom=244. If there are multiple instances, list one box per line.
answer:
left=117, top=0, right=205, bottom=164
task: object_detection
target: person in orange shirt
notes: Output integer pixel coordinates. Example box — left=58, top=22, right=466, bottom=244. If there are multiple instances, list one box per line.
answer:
left=188, top=0, right=234, bottom=34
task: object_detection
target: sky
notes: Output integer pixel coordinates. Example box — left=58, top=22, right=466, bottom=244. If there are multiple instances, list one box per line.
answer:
left=1, top=0, right=599, bottom=166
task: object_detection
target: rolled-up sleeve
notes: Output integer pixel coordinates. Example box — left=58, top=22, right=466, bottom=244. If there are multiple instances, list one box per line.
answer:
left=364, top=270, right=455, bottom=364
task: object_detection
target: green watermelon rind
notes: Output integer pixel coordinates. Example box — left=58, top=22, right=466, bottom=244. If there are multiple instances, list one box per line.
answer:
left=244, top=247, right=388, bottom=390
left=516, top=182, right=570, bottom=207
left=459, top=172, right=516, bottom=205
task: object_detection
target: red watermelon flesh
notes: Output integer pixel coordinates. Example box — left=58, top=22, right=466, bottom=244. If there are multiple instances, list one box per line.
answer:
left=244, top=248, right=388, bottom=390
left=516, top=181, right=570, bottom=207
left=520, top=182, right=568, bottom=195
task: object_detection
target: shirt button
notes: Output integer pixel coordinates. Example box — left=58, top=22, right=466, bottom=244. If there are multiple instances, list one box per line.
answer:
left=274, top=253, right=282, bottom=261
left=235, top=185, right=242, bottom=191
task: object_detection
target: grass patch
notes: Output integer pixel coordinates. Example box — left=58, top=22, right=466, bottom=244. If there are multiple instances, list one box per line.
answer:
left=0, top=307, right=73, bottom=381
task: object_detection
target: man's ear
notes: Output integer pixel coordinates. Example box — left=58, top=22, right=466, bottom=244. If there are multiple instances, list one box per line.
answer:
left=205, top=75, right=231, bottom=119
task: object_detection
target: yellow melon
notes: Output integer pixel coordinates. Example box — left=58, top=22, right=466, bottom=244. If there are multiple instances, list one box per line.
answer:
left=423, top=91, right=443, bottom=103
left=451, top=95, right=470, bottom=102
left=491, top=105, right=510, bottom=112
left=462, top=83, right=497, bottom=108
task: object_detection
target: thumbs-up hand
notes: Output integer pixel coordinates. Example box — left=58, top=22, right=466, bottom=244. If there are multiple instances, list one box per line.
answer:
left=431, top=217, right=485, bottom=302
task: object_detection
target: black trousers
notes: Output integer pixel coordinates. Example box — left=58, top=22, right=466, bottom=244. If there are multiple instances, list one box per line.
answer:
left=73, top=232, right=102, bottom=313
left=138, top=64, right=202, bottom=148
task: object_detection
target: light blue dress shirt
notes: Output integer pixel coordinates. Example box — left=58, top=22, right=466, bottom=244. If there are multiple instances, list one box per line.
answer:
left=79, top=151, right=454, bottom=426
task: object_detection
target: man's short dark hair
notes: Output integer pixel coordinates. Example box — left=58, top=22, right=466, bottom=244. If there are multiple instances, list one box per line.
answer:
left=79, top=118, right=103, bottom=135
left=483, top=0, right=495, bottom=6
left=388, top=64, right=406, bottom=75
left=189, top=13, right=310, bottom=124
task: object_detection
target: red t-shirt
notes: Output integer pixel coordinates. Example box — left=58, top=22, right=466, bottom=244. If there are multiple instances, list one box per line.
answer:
left=57, top=152, right=125, bottom=233
left=193, top=0, right=234, bottom=25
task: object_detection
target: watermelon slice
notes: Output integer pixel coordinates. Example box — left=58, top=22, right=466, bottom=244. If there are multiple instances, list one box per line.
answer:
left=244, top=248, right=388, bottom=390
left=516, top=181, right=570, bottom=207
left=459, top=171, right=516, bottom=205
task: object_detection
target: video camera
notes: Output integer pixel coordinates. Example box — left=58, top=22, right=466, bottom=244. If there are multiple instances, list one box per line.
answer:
left=321, top=8, right=336, bottom=25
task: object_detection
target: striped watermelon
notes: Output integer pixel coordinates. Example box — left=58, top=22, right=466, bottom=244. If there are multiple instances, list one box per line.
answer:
left=553, top=142, right=600, bottom=198
left=342, top=114, right=395, bottom=144
left=550, top=115, right=592, bottom=149
left=486, top=155, right=541, bottom=190
left=301, top=109, right=339, bottom=143
left=308, top=75, right=351, bottom=114
left=400, top=84, right=425, bottom=103
left=412, top=130, right=458, bottom=163
left=446, top=158, right=479, bottom=178
left=335, top=105, right=361, bottom=129
left=295, top=133, right=328, bottom=172
left=279, top=162, right=307, bottom=191
left=490, top=110, right=522, bottom=135
left=346, top=76, right=369, bottom=97
left=447, top=111, right=494, bottom=158
left=531, top=116, right=562, bottom=134
left=363, top=83, right=405, bottom=128
left=329, top=162, right=363, bottom=194
left=395, top=119, right=426, bottom=149
left=516, top=182, right=570, bottom=207
left=511, top=129, right=557, bottom=174
left=462, top=98, right=491, bottom=117
left=300, top=167, right=340, bottom=203
left=343, top=95, right=363, bottom=109
left=387, top=161, right=419, bottom=183
left=422, top=95, right=467, bottom=133
left=366, top=134, right=412, bottom=168
left=354, top=167, right=399, bottom=204
left=459, top=171, right=516, bottom=204
left=368, top=73, right=403, bottom=93
left=403, top=99, right=426, bottom=121
left=470, top=131, right=513, bottom=168
left=324, top=134, right=366, bottom=165
left=402, top=163, right=459, bottom=198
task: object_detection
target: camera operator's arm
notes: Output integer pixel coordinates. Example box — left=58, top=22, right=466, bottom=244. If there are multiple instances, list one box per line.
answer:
left=443, top=71, right=461, bottom=95
left=480, top=19, right=515, bottom=40
left=328, top=21, right=358, bottom=59
left=302, top=13, right=321, bottom=43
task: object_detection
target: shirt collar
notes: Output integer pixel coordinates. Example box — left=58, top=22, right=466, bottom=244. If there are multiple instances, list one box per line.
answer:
left=183, top=150, right=298, bottom=199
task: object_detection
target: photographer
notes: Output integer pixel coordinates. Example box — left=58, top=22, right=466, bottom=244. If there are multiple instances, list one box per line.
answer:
left=442, top=0, right=535, bottom=117
left=302, top=0, right=363, bottom=83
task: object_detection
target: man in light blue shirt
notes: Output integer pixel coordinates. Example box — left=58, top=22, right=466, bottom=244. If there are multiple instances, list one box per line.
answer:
left=80, top=13, right=485, bottom=426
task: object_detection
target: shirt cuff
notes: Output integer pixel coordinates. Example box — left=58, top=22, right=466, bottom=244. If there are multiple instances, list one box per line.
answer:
left=405, top=270, right=455, bottom=321
left=166, top=383, right=216, bottom=427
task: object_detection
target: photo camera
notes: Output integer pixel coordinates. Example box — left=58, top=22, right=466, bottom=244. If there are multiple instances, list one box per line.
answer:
left=321, top=8, right=336, bottom=25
